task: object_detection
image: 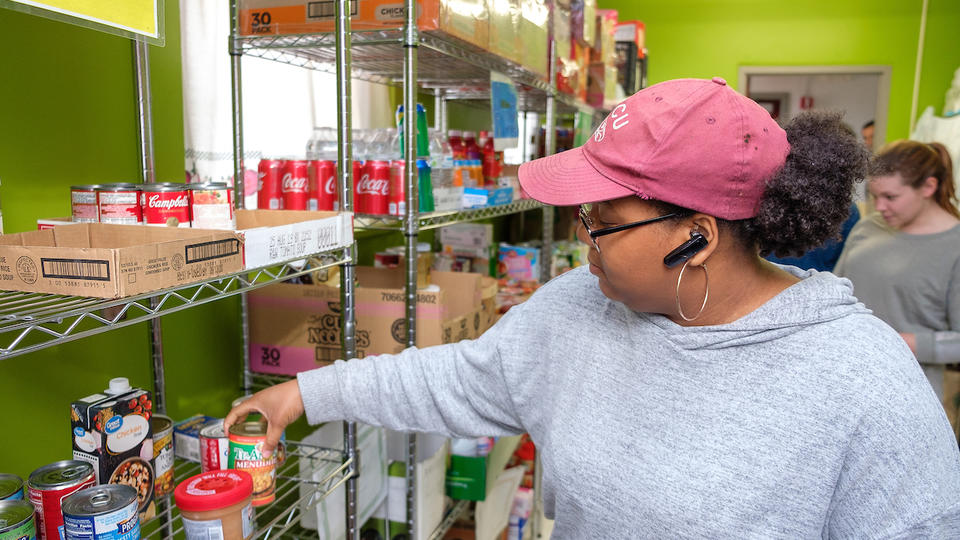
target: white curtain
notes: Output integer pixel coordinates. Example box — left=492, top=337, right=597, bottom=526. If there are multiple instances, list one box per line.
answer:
left=179, top=0, right=393, bottom=207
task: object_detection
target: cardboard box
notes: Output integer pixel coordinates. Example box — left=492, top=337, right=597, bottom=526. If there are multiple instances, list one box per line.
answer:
left=173, top=415, right=220, bottom=462
left=248, top=268, right=484, bottom=375
left=440, top=223, right=494, bottom=251
left=463, top=187, right=514, bottom=208
left=71, top=384, right=155, bottom=519
left=238, top=0, right=490, bottom=49
left=434, top=186, right=465, bottom=212
left=235, top=209, right=353, bottom=270
left=0, top=224, right=243, bottom=299
left=37, top=217, right=76, bottom=230
left=489, top=0, right=522, bottom=65
left=519, top=0, right=549, bottom=78
left=498, top=244, right=541, bottom=282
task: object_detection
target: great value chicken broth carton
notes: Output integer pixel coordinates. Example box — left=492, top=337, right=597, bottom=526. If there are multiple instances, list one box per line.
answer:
left=70, top=378, right=156, bottom=520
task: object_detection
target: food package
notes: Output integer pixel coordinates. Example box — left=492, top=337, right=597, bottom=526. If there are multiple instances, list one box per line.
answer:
left=519, top=0, right=549, bottom=78
left=489, top=0, right=522, bottom=64
left=570, top=0, right=596, bottom=45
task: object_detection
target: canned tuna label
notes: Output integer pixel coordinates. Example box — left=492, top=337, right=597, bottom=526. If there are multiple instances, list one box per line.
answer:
left=141, top=188, right=190, bottom=228
left=228, top=423, right=276, bottom=506
left=71, top=187, right=99, bottom=223
left=199, top=424, right=229, bottom=473
left=189, top=184, right=235, bottom=230
left=61, top=485, right=139, bottom=540
left=97, top=189, right=142, bottom=225
left=151, top=416, right=174, bottom=498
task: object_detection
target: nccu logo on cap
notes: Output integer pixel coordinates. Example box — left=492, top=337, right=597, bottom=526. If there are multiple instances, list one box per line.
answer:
left=593, top=103, right=630, bottom=144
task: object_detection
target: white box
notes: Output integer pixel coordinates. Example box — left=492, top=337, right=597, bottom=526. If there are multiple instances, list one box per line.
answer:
left=235, top=210, right=354, bottom=269
left=374, top=439, right=449, bottom=540
left=440, top=223, right=495, bottom=250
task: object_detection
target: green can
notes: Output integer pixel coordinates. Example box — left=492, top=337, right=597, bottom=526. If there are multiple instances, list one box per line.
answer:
left=0, top=500, right=36, bottom=540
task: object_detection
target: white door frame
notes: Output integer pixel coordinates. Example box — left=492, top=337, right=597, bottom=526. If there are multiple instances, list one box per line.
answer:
left=738, top=65, right=892, bottom=151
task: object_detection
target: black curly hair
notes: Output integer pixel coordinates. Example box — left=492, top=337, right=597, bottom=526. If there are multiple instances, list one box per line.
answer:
left=652, top=110, right=870, bottom=257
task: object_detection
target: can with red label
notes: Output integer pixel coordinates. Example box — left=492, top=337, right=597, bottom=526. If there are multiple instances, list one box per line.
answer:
left=351, top=160, right=363, bottom=212
left=389, top=160, right=407, bottom=217
left=27, top=460, right=96, bottom=540
left=199, top=423, right=230, bottom=473
left=141, top=183, right=191, bottom=227
left=357, top=160, right=390, bottom=215
left=308, top=160, right=339, bottom=211
left=97, top=184, right=142, bottom=225
left=257, top=159, right=283, bottom=210
left=189, top=183, right=235, bottom=229
left=281, top=160, right=309, bottom=211
left=71, top=185, right=101, bottom=223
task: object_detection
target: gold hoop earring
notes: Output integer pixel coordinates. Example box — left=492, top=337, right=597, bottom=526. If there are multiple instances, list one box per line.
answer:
left=676, top=260, right=709, bottom=322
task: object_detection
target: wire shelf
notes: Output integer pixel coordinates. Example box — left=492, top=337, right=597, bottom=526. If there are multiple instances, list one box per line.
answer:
left=142, top=440, right=350, bottom=539
left=354, top=199, right=543, bottom=231
left=428, top=499, right=471, bottom=540
left=0, top=253, right=349, bottom=360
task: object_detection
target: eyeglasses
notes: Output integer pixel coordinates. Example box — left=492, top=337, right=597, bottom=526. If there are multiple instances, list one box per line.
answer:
left=578, top=204, right=679, bottom=253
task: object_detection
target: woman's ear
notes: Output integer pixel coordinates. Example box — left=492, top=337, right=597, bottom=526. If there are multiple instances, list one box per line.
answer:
left=684, top=214, right=719, bottom=266
left=920, top=176, right=939, bottom=198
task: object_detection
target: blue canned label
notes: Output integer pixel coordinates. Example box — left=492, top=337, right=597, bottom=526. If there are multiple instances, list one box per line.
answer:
left=62, top=503, right=139, bottom=540
left=1, top=488, right=23, bottom=501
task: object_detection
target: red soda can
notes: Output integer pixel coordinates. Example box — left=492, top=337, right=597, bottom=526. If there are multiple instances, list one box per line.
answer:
left=281, top=160, right=309, bottom=210
left=308, top=160, right=338, bottom=211
left=357, top=160, right=390, bottom=215
left=258, top=159, right=283, bottom=210
left=389, top=160, right=407, bottom=216
left=352, top=160, right=364, bottom=213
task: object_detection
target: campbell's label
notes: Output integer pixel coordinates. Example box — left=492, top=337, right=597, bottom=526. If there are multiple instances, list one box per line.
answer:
left=142, top=190, right=190, bottom=227
left=356, top=175, right=389, bottom=196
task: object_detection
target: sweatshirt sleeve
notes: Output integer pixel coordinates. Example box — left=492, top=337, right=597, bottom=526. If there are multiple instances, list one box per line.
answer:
left=914, top=257, right=960, bottom=365
left=295, top=302, right=528, bottom=438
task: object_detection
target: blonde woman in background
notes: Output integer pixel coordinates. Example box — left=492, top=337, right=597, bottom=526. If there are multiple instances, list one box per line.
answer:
left=836, top=141, right=960, bottom=404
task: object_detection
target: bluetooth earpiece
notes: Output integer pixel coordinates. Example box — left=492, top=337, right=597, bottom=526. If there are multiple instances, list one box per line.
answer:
left=663, top=230, right=709, bottom=268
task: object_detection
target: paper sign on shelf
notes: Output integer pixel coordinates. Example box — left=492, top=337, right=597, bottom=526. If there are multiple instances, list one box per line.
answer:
left=490, top=71, right=520, bottom=151
left=1, top=0, right=163, bottom=44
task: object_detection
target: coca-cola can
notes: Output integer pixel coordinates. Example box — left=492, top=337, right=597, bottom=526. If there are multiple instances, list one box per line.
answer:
left=71, top=185, right=100, bottom=223
left=389, top=160, right=407, bottom=217
left=97, top=183, right=142, bottom=225
left=308, top=160, right=339, bottom=211
left=281, top=160, right=310, bottom=211
left=188, top=182, right=235, bottom=229
left=352, top=160, right=363, bottom=212
left=141, top=183, right=191, bottom=227
left=357, top=160, right=390, bottom=215
left=258, top=159, right=283, bottom=210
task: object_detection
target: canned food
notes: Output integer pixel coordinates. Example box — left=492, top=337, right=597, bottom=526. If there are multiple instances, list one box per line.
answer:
left=307, top=160, right=339, bottom=211
left=228, top=422, right=276, bottom=506
left=199, top=423, right=229, bottom=473
left=140, top=184, right=190, bottom=227
left=28, top=460, right=96, bottom=540
left=151, top=415, right=175, bottom=498
left=71, top=185, right=101, bottom=223
left=357, top=161, right=390, bottom=215
left=188, top=183, right=235, bottom=230
left=388, top=160, right=407, bottom=217
left=281, top=160, right=309, bottom=211
left=0, top=474, right=23, bottom=501
left=0, top=500, right=36, bottom=540
left=96, top=184, right=142, bottom=225
left=61, top=485, right=139, bottom=540
left=257, top=159, right=283, bottom=210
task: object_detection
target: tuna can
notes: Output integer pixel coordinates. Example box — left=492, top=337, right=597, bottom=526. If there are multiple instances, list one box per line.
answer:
left=28, top=461, right=96, bottom=540
left=228, top=422, right=276, bottom=506
left=151, top=415, right=175, bottom=499
left=70, top=185, right=101, bottom=223
left=0, top=499, right=36, bottom=540
left=61, top=484, right=139, bottom=540
left=199, top=423, right=229, bottom=473
left=0, top=475, right=23, bottom=501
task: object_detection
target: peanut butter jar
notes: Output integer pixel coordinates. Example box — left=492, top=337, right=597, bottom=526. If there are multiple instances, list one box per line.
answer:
left=174, top=470, right=255, bottom=540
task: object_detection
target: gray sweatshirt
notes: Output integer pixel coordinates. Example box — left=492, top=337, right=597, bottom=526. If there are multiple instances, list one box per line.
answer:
left=834, top=213, right=960, bottom=399
left=298, top=265, right=960, bottom=538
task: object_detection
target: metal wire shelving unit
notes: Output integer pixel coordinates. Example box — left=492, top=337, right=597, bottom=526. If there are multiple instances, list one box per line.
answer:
left=354, top=199, right=543, bottom=231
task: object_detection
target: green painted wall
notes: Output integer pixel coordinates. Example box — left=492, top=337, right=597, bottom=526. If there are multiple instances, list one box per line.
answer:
left=601, top=0, right=960, bottom=142
left=0, top=2, right=242, bottom=480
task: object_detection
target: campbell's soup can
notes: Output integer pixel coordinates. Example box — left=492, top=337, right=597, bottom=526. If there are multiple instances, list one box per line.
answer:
left=0, top=500, right=36, bottom=540
left=27, top=461, right=96, bottom=540
left=257, top=159, right=283, bottom=210
left=151, top=415, right=175, bottom=499
left=61, top=484, right=139, bottom=540
left=188, top=182, right=235, bottom=230
left=280, top=160, right=309, bottom=211
left=0, top=474, right=23, bottom=501
left=357, top=160, right=390, bottom=215
left=141, top=183, right=191, bottom=228
left=199, top=423, right=230, bottom=473
left=97, top=184, right=142, bottom=225
left=389, top=160, right=407, bottom=217
left=70, top=185, right=100, bottom=223
left=308, top=160, right=339, bottom=211
left=228, top=422, right=276, bottom=506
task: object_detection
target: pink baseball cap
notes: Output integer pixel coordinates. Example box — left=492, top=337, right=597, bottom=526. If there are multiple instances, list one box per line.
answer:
left=518, top=77, right=790, bottom=220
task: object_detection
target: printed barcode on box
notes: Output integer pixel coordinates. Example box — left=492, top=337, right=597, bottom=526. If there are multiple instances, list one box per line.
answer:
left=41, top=258, right=111, bottom=281
left=307, top=0, right=357, bottom=19
left=185, top=239, right=240, bottom=264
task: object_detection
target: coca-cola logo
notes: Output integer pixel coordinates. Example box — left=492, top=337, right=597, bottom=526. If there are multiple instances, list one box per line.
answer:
left=282, top=173, right=308, bottom=192
left=148, top=194, right=189, bottom=210
left=324, top=176, right=336, bottom=195
left=356, top=175, right=389, bottom=196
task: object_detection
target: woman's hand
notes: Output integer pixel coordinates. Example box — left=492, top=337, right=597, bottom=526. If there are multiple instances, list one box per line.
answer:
left=224, top=379, right=305, bottom=458
left=899, top=332, right=917, bottom=354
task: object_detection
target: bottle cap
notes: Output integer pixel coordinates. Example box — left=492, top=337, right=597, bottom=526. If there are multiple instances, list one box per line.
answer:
left=104, top=377, right=131, bottom=395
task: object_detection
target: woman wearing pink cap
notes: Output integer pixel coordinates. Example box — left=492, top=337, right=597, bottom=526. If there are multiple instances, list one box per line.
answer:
left=229, top=78, right=960, bottom=537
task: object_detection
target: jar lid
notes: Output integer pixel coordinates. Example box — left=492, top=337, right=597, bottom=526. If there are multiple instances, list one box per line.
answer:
left=174, top=470, right=253, bottom=512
